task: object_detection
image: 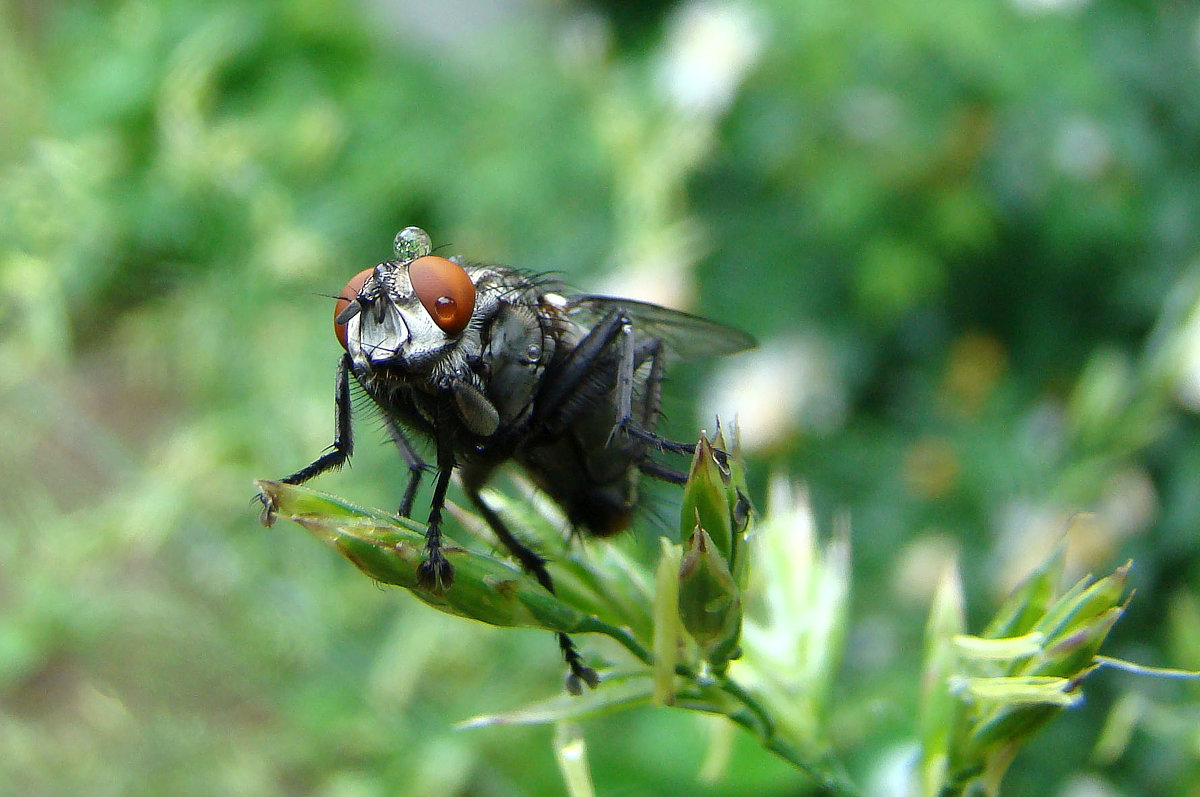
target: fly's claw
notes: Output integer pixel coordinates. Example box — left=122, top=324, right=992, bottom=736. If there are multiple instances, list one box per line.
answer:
left=256, top=489, right=279, bottom=527
left=417, top=547, right=455, bottom=593
left=565, top=668, right=600, bottom=696
left=603, top=417, right=628, bottom=450
left=560, top=633, right=600, bottom=695
left=608, top=416, right=701, bottom=459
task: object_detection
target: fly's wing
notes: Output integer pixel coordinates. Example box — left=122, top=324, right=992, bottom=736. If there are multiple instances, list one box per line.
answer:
left=564, top=295, right=756, bottom=360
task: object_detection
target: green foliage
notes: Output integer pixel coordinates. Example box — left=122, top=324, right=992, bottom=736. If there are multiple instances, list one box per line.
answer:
left=919, top=548, right=1131, bottom=795
left=4, top=0, right=1200, bottom=793
left=262, top=435, right=1135, bottom=796
left=264, top=434, right=861, bottom=793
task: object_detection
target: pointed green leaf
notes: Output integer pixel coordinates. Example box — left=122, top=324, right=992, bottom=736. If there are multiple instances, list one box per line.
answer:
left=919, top=562, right=966, bottom=797
left=456, top=674, right=657, bottom=729
left=982, top=541, right=1066, bottom=640
left=953, top=633, right=1045, bottom=663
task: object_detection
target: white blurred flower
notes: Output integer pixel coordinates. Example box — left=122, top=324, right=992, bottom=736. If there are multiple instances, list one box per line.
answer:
left=892, top=534, right=961, bottom=606
left=990, top=500, right=1073, bottom=595
left=589, top=219, right=704, bottom=310
left=700, top=335, right=847, bottom=453
left=1174, top=284, right=1200, bottom=411
left=736, top=478, right=851, bottom=746
left=989, top=491, right=1147, bottom=596
left=837, top=86, right=904, bottom=145
left=1054, top=117, right=1112, bottom=181
left=1059, top=775, right=1123, bottom=797
left=657, top=1, right=762, bottom=118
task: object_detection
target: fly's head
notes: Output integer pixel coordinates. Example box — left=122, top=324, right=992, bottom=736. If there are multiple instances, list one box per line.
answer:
left=333, top=227, right=482, bottom=377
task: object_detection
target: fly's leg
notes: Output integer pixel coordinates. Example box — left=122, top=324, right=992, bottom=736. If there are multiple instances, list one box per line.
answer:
left=463, top=468, right=600, bottom=693
left=534, top=309, right=700, bottom=463
left=415, top=405, right=455, bottom=593
left=416, top=466, right=454, bottom=593
left=381, top=414, right=428, bottom=518
left=607, top=326, right=694, bottom=457
left=637, top=459, right=687, bottom=485
left=283, top=354, right=356, bottom=482
left=614, top=326, right=734, bottom=470
left=259, top=355, right=355, bottom=525
left=559, top=633, right=599, bottom=695
left=533, top=309, right=627, bottom=427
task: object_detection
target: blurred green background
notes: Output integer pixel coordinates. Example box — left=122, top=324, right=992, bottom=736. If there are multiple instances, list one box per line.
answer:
left=4, top=0, right=1200, bottom=793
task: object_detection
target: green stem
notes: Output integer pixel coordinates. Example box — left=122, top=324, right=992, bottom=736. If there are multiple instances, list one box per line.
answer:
left=716, top=674, right=775, bottom=739
left=589, top=619, right=859, bottom=796
left=759, top=734, right=862, bottom=797
left=583, top=618, right=654, bottom=664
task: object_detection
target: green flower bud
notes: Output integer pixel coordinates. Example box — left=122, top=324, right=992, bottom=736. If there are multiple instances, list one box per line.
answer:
left=1033, top=606, right=1125, bottom=680
left=712, top=426, right=752, bottom=588
left=921, top=547, right=1132, bottom=795
left=1034, top=563, right=1130, bottom=649
left=678, top=524, right=743, bottom=673
left=982, top=541, right=1065, bottom=640
left=680, top=430, right=751, bottom=589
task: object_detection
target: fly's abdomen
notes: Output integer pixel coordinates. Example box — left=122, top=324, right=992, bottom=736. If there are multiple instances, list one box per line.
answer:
left=518, top=408, right=646, bottom=537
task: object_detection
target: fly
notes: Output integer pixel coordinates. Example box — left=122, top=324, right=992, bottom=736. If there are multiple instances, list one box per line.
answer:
left=260, top=226, right=756, bottom=691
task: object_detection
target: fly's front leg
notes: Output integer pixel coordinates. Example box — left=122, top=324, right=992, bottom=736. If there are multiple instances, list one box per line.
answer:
left=283, top=354, right=356, bottom=482
left=259, top=355, right=355, bottom=526
left=415, top=405, right=456, bottom=593
left=381, top=414, right=427, bottom=518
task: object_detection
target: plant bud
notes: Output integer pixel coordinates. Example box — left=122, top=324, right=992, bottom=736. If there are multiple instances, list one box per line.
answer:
left=678, top=524, right=743, bottom=673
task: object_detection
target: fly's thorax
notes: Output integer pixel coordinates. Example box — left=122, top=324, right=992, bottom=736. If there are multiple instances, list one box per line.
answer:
left=479, top=301, right=554, bottom=427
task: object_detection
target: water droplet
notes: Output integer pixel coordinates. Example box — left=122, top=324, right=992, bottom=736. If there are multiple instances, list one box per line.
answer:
left=394, top=226, right=433, bottom=261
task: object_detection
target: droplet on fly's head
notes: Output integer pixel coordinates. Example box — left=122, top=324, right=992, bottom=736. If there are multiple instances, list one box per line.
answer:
left=394, top=226, right=433, bottom=262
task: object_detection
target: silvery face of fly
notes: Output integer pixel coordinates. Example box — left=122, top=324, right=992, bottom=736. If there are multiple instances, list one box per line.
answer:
left=263, top=226, right=755, bottom=692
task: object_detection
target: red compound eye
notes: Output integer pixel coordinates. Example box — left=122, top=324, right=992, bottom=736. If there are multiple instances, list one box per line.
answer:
left=408, top=256, right=476, bottom=336
left=333, top=268, right=374, bottom=350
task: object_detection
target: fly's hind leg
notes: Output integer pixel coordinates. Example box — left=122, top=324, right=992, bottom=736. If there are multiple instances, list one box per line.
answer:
left=534, top=310, right=697, bottom=459
left=462, top=467, right=599, bottom=693
left=614, top=324, right=738, bottom=472
left=637, top=459, right=688, bottom=485
left=607, top=324, right=695, bottom=457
